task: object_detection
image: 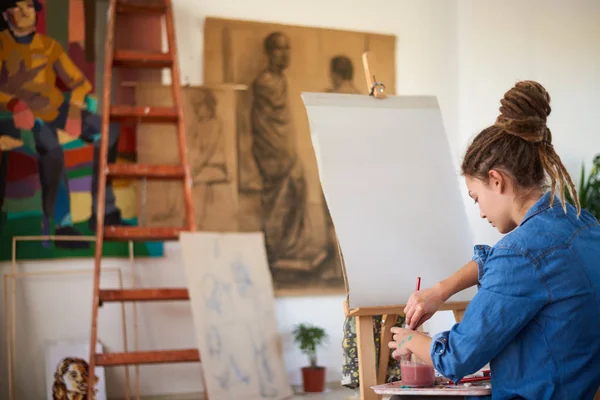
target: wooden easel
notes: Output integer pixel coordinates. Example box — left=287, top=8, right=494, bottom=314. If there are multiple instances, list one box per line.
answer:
left=346, top=300, right=469, bottom=400
left=346, top=52, right=471, bottom=400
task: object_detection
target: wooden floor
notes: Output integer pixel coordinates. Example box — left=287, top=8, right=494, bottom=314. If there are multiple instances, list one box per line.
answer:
left=293, top=387, right=360, bottom=400
left=113, top=386, right=363, bottom=400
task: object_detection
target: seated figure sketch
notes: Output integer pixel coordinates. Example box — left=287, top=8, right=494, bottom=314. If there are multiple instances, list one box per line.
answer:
left=189, top=89, right=235, bottom=231
left=145, top=88, right=236, bottom=231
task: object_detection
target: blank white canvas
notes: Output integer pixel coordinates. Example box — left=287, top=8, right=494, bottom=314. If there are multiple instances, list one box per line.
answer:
left=302, top=93, right=476, bottom=309
left=180, top=232, right=293, bottom=400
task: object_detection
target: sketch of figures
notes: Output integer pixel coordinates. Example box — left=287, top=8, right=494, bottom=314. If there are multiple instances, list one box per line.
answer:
left=180, top=232, right=293, bottom=400
left=251, top=32, right=328, bottom=272
left=189, top=89, right=237, bottom=231
left=325, top=55, right=360, bottom=94
left=230, top=255, right=254, bottom=297
left=135, top=85, right=238, bottom=231
left=202, top=274, right=235, bottom=315
left=251, top=32, right=308, bottom=265
left=251, top=330, right=278, bottom=398
left=206, top=325, right=251, bottom=390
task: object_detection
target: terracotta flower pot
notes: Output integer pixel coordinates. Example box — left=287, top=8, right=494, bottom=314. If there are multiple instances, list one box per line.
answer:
left=302, top=366, right=326, bottom=392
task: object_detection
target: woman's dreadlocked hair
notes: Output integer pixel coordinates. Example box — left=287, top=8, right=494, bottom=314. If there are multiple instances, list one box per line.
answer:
left=461, top=80, right=581, bottom=215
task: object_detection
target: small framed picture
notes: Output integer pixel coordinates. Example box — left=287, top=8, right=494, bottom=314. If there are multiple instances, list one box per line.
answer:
left=46, top=339, right=107, bottom=400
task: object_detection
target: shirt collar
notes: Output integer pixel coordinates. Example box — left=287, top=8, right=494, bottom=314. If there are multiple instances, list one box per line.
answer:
left=519, top=191, right=554, bottom=227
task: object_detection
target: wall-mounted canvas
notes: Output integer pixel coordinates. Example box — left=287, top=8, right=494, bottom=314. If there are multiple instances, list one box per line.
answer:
left=0, top=0, right=164, bottom=260
left=203, top=17, right=396, bottom=295
left=134, top=84, right=239, bottom=232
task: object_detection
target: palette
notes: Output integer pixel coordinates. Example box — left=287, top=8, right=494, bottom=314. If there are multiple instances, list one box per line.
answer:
left=371, top=379, right=492, bottom=396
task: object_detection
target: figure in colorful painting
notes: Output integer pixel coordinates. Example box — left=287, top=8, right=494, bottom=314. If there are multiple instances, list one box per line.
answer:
left=0, top=0, right=125, bottom=249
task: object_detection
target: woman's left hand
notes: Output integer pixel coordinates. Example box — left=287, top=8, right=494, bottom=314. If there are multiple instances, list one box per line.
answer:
left=388, top=327, right=418, bottom=360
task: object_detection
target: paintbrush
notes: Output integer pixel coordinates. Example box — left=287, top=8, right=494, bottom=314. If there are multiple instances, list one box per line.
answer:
left=405, top=277, right=422, bottom=331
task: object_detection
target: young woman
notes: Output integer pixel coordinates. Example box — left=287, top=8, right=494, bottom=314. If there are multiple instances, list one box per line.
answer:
left=389, top=81, right=600, bottom=400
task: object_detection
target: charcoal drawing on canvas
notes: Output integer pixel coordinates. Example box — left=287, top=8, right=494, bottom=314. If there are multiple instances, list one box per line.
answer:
left=250, top=32, right=324, bottom=272
left=204, top=17, right=396, bottom=295
left=325, top=55, right=360, bottom=94
left=135, top=85, right=238, bottom=232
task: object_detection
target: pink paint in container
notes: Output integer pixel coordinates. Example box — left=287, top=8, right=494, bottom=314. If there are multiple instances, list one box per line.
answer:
left=399, top=278, right=436, bottom=387
left=400, top=354, right=435, bottom=387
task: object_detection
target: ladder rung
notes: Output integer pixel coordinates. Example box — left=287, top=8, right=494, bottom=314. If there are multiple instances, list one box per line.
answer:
left=106, top=164, right=185, bottom=179
left=99, top=288, right=189, bottom=303
left=103, top=226, right=183, bottom=241
left=110, top=105, right=178, bottom=123
left=116, top=0, right=166, bottom=14
left=113, top=50, right=173, bottom=68
left=96, top=349, right=200, bottom=366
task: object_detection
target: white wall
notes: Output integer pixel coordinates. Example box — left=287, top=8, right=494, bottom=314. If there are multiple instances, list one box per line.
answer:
left=2, top=0, right=600, bottom=398
left=457, top=0, right=600, bottom=246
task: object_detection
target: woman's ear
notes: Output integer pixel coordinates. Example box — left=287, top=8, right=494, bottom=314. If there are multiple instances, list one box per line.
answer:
left=488, top=169, right=506, bottom=193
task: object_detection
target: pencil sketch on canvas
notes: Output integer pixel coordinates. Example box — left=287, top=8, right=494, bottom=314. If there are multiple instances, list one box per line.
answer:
left=135, top=85, right=238, bottom=232
left=180, top=232, right=293, bottom=400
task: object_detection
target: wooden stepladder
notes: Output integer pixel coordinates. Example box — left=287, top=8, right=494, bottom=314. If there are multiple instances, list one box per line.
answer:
left=88, top=0, right=201, bottom=397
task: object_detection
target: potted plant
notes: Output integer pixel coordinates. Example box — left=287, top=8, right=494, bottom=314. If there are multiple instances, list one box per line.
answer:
left=293, top=323, right=329, bottom=392
left=566, top=154, right=600, bottom=221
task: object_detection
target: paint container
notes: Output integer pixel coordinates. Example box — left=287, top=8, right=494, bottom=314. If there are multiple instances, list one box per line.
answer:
left=400, top=354, right=436, bottom=387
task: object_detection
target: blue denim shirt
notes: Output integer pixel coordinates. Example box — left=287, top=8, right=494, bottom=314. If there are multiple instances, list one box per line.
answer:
left=431, top=192, right=600, bottom=399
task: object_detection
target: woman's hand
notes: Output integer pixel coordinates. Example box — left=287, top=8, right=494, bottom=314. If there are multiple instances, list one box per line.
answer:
left=404, top=283, right=447, bottom=329
left=388, top=327, right=416, bottom=360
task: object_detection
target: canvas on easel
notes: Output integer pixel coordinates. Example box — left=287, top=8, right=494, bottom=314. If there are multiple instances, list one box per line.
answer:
left=301, top=53, right=476, bottom=400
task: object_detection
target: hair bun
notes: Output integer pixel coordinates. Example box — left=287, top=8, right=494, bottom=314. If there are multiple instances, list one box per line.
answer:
left=494, top=80, right=552, bottom=143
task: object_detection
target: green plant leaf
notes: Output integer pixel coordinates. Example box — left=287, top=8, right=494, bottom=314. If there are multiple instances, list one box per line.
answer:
left=292, top=323, right=329, bottom=367
left=567, top=155, right=600, bottom=221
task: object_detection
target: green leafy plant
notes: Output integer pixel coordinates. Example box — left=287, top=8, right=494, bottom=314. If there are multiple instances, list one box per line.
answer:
left=566, top=154, right=600, bottom=221
left=292, top=323, right=329, bottom=368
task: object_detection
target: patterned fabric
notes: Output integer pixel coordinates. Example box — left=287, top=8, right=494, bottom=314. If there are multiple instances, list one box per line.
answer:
left=341, top=314, right=405, bottom=389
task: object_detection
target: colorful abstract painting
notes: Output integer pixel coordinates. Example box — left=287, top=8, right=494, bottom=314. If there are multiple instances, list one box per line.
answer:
left=0, top=0, right=162, bottom=260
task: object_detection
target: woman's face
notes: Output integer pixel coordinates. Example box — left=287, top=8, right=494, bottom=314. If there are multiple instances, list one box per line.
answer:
left=465, top=172, right=518, bottom=234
